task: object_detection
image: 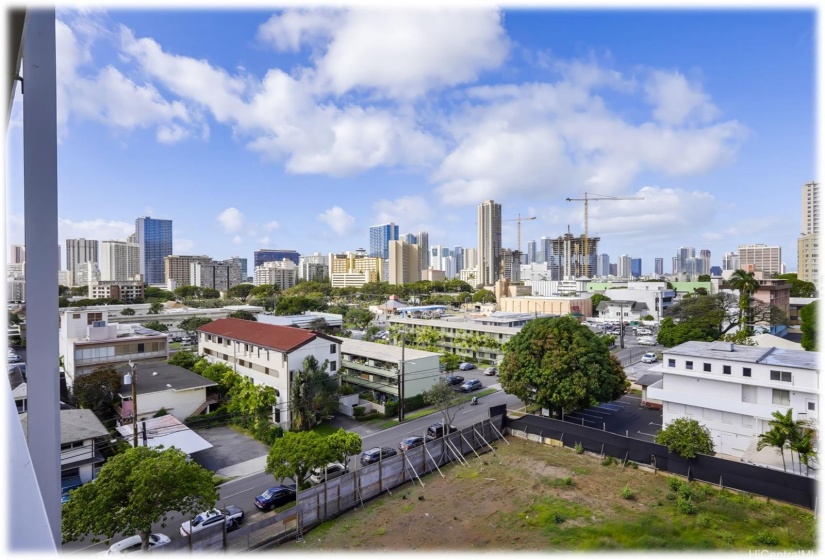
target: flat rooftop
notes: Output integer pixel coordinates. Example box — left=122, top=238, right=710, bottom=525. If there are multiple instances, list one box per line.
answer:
left=665, top=341, right=818, bottom=371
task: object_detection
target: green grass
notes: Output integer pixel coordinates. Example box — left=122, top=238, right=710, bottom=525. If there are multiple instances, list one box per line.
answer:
left=170, top=342, right=182, bottom=349
left=311, top=423, right=339, bottom=437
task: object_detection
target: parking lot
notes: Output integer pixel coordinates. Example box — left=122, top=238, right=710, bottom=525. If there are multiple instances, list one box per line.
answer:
left=561, top=394, right=662, bottom=442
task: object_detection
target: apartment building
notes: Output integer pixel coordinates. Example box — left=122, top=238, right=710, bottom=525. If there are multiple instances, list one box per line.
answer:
left=66, top=238, right=99, bottom=286
left=59, top=309, right=169, bottom=389
left=88, top=280, right=145, bottom=301
left=164, top=255, right=213, bottom=287
left=798, top=181, right=819, bottom=286
left=498, top=295, right=593, bottom=318
left=192, top=259, right=243, bottom=291
left=330, top=271, right=377, bottom=289
left=197, top=318, right=341, bottom=429
left=100, top=240, right=141, bottom=282
left=738, top=244, right=782, bottom=276
left=647, top=341, right=819, bottom=458
left=388, top=239, right=421, bottom=285
left=339, top=339, right=441, bottom=405
left=135, top=217, right=173, bottom=285
left=299, top=252, right=329, bottom=281
left=328, top=250, right=383, bottom=285
left=254, top=259, right=298, bottom=291
left=478, top=200, right=502, bottom=286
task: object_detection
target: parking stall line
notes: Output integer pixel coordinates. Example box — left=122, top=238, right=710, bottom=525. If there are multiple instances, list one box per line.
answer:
left=650, top=422, right=662, bottom=427
left=637, top=431, right=658, bottom=438
left=594, top=404, right=621, bottom=412
left=577, top=410, right=607, bottom=419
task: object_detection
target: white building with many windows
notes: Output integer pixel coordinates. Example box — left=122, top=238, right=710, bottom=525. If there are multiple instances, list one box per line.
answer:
left=647, top=341, right=819, bottom=459
left=196, top=318, right=341, bottom=429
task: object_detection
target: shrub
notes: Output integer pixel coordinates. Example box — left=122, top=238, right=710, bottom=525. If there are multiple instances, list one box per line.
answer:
left=667, top=477, right=682, bottom=492
left=677, top=496, right=697, bottom=515
left=696, top=514, right=712, bottom=529
left=621, top=484, right=633, bottom=500
left=754, top=531, right=779, bottom=546
left=665, top=492, right=677, bottom=501
left=561, top=477, right=574, bottom=486
left=552, top=513, right=565, bottom=524
left=574, top=442, right=584, bottom=454
left=340, top=383, right=358, bottom=396
left=353, top=406, right=366, bottom=417
left=383, top=401, right=398, bottom=418
left=601, top=456, right=616, bottom=466
left=628, top=461, right=638, bottom=469
left=677, top=483, right=697, bottom=501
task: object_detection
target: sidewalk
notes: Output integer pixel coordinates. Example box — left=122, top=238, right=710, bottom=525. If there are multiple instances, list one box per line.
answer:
left=216, top=455, right=267, bottom=479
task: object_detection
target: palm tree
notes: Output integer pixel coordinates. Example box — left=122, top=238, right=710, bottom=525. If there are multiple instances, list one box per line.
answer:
left=770, top=408, right=806, bottom=473
left=794, top=427, right=817, bottom=477
left=727, top=269, right=761, bottom=335
left=756, top=426, right=788, bottom=472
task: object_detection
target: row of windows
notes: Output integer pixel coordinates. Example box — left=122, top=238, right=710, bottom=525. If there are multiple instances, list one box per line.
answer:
left=667, top=359, right=751, bottom=377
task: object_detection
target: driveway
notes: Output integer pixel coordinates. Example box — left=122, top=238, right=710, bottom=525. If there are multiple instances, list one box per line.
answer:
left=190, top=426, right=269, bottom=472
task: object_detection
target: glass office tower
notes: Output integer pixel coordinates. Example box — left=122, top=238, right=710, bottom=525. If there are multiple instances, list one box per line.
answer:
left=135, top=217, right=173, bottom=285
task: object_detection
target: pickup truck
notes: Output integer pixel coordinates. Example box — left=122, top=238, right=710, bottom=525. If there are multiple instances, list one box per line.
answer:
left=180, top=506, right=244, bottom=537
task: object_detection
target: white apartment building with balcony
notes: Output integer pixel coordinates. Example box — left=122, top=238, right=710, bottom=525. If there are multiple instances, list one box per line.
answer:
left=197, top=318, right=341, bottom=429
left=646, top=341, right=819, bottom=459
left=59, top=309, right=169, bottom=388
left=255, top=258, right=299, bottom=291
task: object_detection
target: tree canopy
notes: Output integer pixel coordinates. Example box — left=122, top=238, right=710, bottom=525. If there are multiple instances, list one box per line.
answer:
left=276, top=295, right=327, bottom=315
left=143, top=320, right=168, bottom=333
left=345, top=307, right=374, bottom=329
left=265, top=431, right=333, bottom=489
left=774, top=273, right=816, bottom=298
left=178, top=316, right=213, bottom=333
left=226, top=283, right=255, bottom=299
left=70, top=366, right=122, bottom=421
left=499, top=316, right=627, bottom=417
left=590, top=293, right=611, bottom=313
left=472, top=289, right=496, bottom=303
left=422, top=379, right=466, bottom=427
left=62, top=446, right=217, bottom=551
left=800, top=300, right=817, bottom=351
left=326, top=429, right=362, bottom=466
left=655, top=417, right=715, bottom=458
left=228, top=310, right=258, bottom=321
left=290, top=355, right=338, bottom=431
left=120, top=307, right=136, bottom=316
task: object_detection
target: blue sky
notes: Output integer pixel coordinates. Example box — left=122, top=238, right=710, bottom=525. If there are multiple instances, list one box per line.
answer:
left=5, top=6, right=816, bottom=274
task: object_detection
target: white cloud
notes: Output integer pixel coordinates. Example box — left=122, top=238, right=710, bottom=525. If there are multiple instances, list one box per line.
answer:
left=157, top=124, right=189, bottom=144
left=645, top=70, right=720, bottom=126
left=372, top=196, right=434, bottom=228
left=232, top=235, right=243, bottom=245
left=317, top=206, right=356, bottom=235
left=58, top=218, right=134, bottom=243
left=174, top=238, right=194, bottom=253
left=264, top=221, right=280, bottom=231
left=257, top=9, right=341, bottom=52
left=217, top=207, right=244, bottom=233
left=258, top=236, right=271, bottom=245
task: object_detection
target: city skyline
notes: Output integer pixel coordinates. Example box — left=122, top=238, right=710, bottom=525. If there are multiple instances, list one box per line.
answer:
left=5, top=8, right=815, bottom=273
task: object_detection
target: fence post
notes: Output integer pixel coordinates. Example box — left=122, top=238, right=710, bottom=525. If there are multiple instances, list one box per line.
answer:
left=600, top=443, right=604, bottom=458
left=719, top=475, right=723, bottom=490
left=603, top=422, right=606, bottom=431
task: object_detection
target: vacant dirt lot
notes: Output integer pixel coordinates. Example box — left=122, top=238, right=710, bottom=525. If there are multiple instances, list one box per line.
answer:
left=278, top=437, right=815, bottom=552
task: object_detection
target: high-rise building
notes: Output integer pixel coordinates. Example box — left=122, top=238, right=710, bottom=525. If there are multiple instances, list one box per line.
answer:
left=596, top=254, right=610, bottom=277
left=478, top=200, right=502, bottom=286
left=226, top=256, right=248, bottom=281
left=618, top=255, right=632, bottom=279
left=253, top=249, right=300, bottom=268
left=429, top=245, right=455, bottom=278
left=100, top=240, right=141, bottom=282
left=10, top=245, right=25, bottom=264
left=631, top=258, right=642, bottom=278
left=654, top=258, right=664, bottom=276
left=164, top=255, right=212, bottom=287
left=672, top=257, right=678, bottom=274
left=675, top=246, right=695, bottom=275
left=722, top=251, right=739, bottom=271
left=538, top=236, right=552, bottom=264
left=710, top=266, right=722, bottom=276
left=328, top=249, right=383, bottom=281
left=369, top=223, right=399, bottom=259
left=543, top=233, right=600, bottom=280
left=609, top=263, right=618, bottom=276
left=254, top=259, right=298, bottom=291
left=463, top=248, right=478, bottom=270
left=135, top=217, right=173, bottom=285
left=75, top=261, right=100, bottom=285
left=738, top=244, right=782, bottom=275
left=417, top=231, right=429, bottom=272
left=388, top=239, right=421, bottom=285
left=453, top=246, right=464, bottom=275
left=192, top=259, right=243, bottom=292
left=500, top=249, right=521, bottom=282
left=526, top=240, right=537, bottom=264
left=400, top=233, right=417, bottom=245
left=798, top=181, right=819, bottom=285
left=66, top=238, right=99, bottom=285
left=698, top=249, right=711, bottom=276
left=299, top=252, right=329, bottom=281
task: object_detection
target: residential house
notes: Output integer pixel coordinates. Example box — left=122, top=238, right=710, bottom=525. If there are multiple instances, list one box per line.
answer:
left=595, top=300, right=650, bottom=323
left=196, top=318, right=342, bottom=429
left=115, top=414, right=213, bottom=456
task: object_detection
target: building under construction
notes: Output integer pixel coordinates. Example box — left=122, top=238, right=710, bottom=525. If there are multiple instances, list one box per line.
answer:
left=546, top=233, right=600, bottom=280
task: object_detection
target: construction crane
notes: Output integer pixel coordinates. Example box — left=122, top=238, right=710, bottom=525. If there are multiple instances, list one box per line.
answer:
left=504, top=213, right=537, bottom=257
left=565, top=192, right=644, bottom=277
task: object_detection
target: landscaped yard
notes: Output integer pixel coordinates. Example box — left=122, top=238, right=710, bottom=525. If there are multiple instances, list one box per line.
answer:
left=279, top=437, right=815, bottom=551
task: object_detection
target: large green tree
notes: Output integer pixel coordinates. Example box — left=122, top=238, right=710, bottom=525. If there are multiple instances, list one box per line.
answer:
left=250, top=284, right=281, bottom=298
left=62, top=446, right=217, bottom=551
left=228, top=310, right=258, bottom=321
left=290, top=355, right=338, bottom=431
left=168, top=350, right=200, bottom=370
left=265, top=431, right=334, bottom=490
left=143, top=320, right=168, bottom=332
left=655, top=417, right=715, bottom=458
left=120, top=307, right=136, bottom=316
left=276, top=296, right=327, bottom=316
left=326, top=429, right=362, bottom=466
left=472, top=289, right=496, bottom=303
left=71, top=366, right=122, bottom=420
left=800, top=300, right=817, bottom=351
left=178, top=316, right=213, bottom=334
left=590, top=293, right=611, bottom=316
left=226, top=283, right=255, bottom=299
left=774, top=273, right=816, bottom=298
left=345, top=307, right=374, bottom=329
left=499, top=316, right=627, bottom=418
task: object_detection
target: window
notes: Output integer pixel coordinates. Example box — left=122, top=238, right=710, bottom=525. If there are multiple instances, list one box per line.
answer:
left=137, top=343, right=144, bottom=353
left=265, top=367, right=269, bottom=375
left=668, top=359, right=675, bottom=368
left=770, top=370, right=792, bottom=383
left=330, top=361, right=337, bottom=372
left=808, top=402, right=816, bottom=411
left=772, top=389, right=790, bottom=406
left=742, top=385, right=757, bottom=404
left=207, top=334, right=212, bottom=342
left=686, top=361, right=693, bottom=370
left=722, top=412, right=735, bottom=424
left=217, top=337, right=223, bottom=344
left=723, top=365, right=731, bottom=375
left=703, top=363, right=711, bottom=372
left=743, top=367, right=752, bottom=377
left=742, top=416, right=753, bottom=428
left=330, top=344, right=337, bottom=354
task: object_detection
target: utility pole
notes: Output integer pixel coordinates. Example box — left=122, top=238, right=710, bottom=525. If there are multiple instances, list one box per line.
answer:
left=398, top=333, right=405, bottom=423
left=125, top=361, right=138, bottom=447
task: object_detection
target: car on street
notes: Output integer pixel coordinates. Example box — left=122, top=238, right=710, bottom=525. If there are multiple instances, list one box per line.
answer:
left=445, top=375, right=465, bottom=385
left=180, top=506, right=244, bottom=537
left=641, top=352, right=658, bottom=364
left=460, top=379, right=482, bottom=392
left=399, top=436, right=425, bottom=452
left=458, top=362, right=476, bottom=371
left=104, top=533, right=171, bottom=554
left=254, top=484, right=297, bottom=511
left=360, top=446, right=398, bottom=466
left=425, top=423, right=457, bottom=442
left=309, top=462, right=349, bottom=484
left=7, top=351, right=21, bottom=362
left=484, top=367, right=498, bottom=376
left=637, top=337, right=657, bottom=346
left=636, top=328, right=653, bottom=336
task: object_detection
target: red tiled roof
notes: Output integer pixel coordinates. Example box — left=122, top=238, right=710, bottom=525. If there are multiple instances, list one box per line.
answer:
left=197, top=318, right=339, bottom=353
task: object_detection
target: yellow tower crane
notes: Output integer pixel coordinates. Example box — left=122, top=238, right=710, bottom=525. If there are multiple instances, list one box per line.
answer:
left=565, top=193, right=644, bottom=277
left=504, top=214, right=537, bottom=258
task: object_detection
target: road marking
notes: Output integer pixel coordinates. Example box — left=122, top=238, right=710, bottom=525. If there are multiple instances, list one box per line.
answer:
left=577, top=410, right=606, bottom=419
left=650, top=422, right=662, bottom=427
left=594, top=404, right=620, bottom=412
left=222, top=485, right=260, bottom=500
left=622, top=395, right=641, bottom=400
left=637, top=431, right=658, bottom=438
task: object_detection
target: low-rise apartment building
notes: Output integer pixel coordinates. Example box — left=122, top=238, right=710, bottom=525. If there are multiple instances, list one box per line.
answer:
left=197, top=318, right=341, bottom=429
left=498, top=295, right=592, bottom=318
left=88, top=280, right=145, bottom=301
left=647, top=341, right=819, bottom=459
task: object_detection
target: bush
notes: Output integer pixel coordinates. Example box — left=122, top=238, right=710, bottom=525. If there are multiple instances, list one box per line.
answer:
left=383, top=401, right=398, bottom=418
left=695, top=514, right=712, bottom=529
left=754, top=530, right=779, bottom=546
left=574, top=442, right=584, bottom=454
left=353, top=406, right=366, bottom=417
left=677, top=482, right=697, bottom=501
left=340, top=383, right=358, bottom=396
left=153, top=408, right=169, bottom=418
left=403, top=393, right=427, bottom=412
left=601, top=456, right=616, bottom=466
left=621, top=484, right=633, bottom=500
left=665, top=492, right=677, bottom=501
left=677, top=496, right=697, bottom=515
left=667, top=477, right=682, bottom=492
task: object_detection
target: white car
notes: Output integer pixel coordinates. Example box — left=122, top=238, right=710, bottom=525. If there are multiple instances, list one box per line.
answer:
left=636, top=328, right=653, bottom=336
left=7, top=351, right=21, bottom=362
left=180, top=506, right=244, bottom=537
left=637, top=337, right=657, bottom=346
left=641, top=352, right=657, bottom=364
left=104, top=533, right=170, bottom=554
left=309, top=461, right=349, bottom=484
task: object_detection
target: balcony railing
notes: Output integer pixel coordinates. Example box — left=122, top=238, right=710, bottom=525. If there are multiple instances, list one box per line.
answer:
left=341, top=359, right=398, bottom=378
left=75, top=351, right=167, bottom=366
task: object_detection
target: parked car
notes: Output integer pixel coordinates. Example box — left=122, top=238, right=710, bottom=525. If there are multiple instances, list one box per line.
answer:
left=254, top=484, right=297, bottom=511
left=309, top=462, right=349, bottom=484
left=458, top=362, right=476, bottom=371
left=445, top=375, right=465, bottom=386
left=360, top=447, right=398, bottom=466
left=641, top=352, right=658, bottom=364
left=171, top=336, right=183, bottom=342
left=180, top=506, right=244, bottom=537
left=637, top=337, right=657, bottom=346
left=104, top=533, right=171, bottom=554
left=636, top=328, right=653, bottom=336
left=460, top=379, right=482, bottom=392
left=484, top=367, right=498, bottom=376
left=399, top=436, right=425, bottom=452
left=7, top=351, right=21, bottom=363
left=425, top=423, right=457, bottom=442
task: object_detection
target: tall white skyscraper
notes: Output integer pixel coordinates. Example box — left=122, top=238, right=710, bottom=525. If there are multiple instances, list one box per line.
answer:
left=463, top=248, right=478, bottom=270
left=66, top=238, right=99, bottom=286
left=654, top=257, right=664, bottom=276
left=299, top=252, right=328, bottom=281
left=100, top=240, right=141, bottom=282
left=723, top=251, right=739, bottom=271
left=618, top=255, right=632, bottom=279
left=477, top=200, right=502, bottom=286
left=389, top=239, right=421, bottom=285
left=798, top=181, right=819, bottom=285
left=417, top=231, right=429, bottom=272
left=596, top=254, right=610, bottom=277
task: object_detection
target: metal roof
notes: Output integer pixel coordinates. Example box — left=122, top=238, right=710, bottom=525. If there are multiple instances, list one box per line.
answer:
left=665, top=341, right=818, bottom=371
left=20, top=409, right=109, bottom=444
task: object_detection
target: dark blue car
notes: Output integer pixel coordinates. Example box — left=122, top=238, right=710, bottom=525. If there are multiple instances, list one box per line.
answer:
left=254, top=484, right=296, bottom=511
